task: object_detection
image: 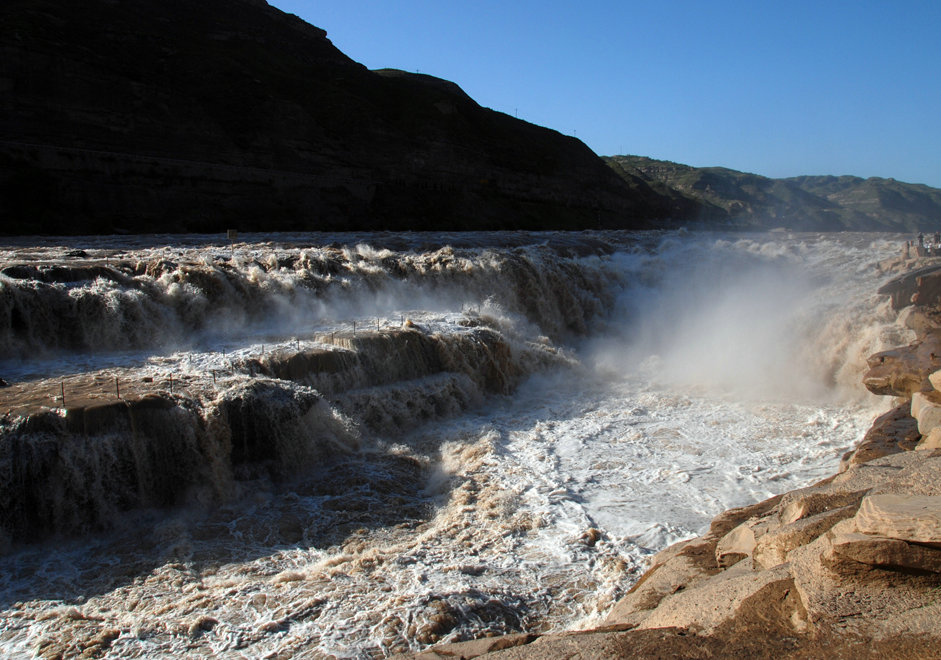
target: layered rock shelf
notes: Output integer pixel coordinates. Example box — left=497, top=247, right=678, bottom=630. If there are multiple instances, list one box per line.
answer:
left=0, top=325, right=568, bottom=544
left=409, top=260, right=941, bottom=658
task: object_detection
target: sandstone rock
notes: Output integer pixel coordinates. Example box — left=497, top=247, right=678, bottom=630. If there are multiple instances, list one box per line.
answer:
left=788, top=513, right=941, bottom=639
left=899, top=305, right=941, bottom=335
left=715, top=522, right=756, bottom=568
left=777, top=488, right=867, bottom=525
left=876, top=602, right=941, bottom=641
left=752, top=505, right=856, bottom=570
left=604, top=538, right=719, bottom=627
left=453, top=628, right=639, bottom=660
left=840, top=403, right=920, bottom=470
left=911, top=390, right=941, bottom=434
left=855, top=494, right=941, bottom=544
left=867, top=454, right=941, bottom=497
left=411, top=633, right=537, bottom=659
left=707, top=494, right=784, bottom=538
left=916, top=427, right=941, bottom=450
left=813, top=450, right=933, bottom=498
left=635, top=561, right=801, bottom=634
left=929, top=368, right=941, bottom=391
left=829, top=529, right=941, bottom=573
left=878, top=265, right=941, bottom=311
left=863, top=333, right=941, bottom=396
left=912, top=271, right=941, bottom=307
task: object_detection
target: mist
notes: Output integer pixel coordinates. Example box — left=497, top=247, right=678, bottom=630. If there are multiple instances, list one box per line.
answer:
left=585, top=235, right=901, bottom=404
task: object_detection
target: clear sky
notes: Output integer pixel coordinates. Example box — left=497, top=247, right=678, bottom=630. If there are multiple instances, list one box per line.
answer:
left=268, top=1, right=941, bottom=187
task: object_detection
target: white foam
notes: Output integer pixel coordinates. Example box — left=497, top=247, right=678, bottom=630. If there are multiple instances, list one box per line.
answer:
left=0, top=231, right=910, bottom=657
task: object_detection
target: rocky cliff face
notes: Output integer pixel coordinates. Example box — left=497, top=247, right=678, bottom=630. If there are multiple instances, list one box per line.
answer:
left=0, top=0, right=688, bottom=234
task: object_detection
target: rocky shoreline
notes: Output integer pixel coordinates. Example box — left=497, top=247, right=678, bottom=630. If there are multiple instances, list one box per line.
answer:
left=409, top=260, right=941, bottom=659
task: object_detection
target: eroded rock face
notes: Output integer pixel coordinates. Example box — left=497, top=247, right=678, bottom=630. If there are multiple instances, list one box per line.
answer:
left=752, top=505, right=857, bottom=570
left=917, top=428, right=941, bottom=450
left=839, top=403, right=920, bottom=469
left=911, top=390, right=941, bottom=434
left=878, top=265, right=941, bottom=311
left=827, top=527, right=941, bottom=574
left=898, top=305, right=941, bottom=335
left=863, top=333, right=941, bottom=396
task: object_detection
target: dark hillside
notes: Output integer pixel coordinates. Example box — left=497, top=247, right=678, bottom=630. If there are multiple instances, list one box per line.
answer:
left=0, top=0, right=689, bottom=234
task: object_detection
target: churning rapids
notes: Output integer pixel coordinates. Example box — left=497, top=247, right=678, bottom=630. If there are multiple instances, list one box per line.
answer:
left=0, top=231, right=911, bottom=658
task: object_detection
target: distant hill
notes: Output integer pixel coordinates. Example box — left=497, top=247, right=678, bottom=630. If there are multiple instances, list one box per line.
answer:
left=0, top=0, right=689, bottom=235
left=607, top=155, right=941, bottom=232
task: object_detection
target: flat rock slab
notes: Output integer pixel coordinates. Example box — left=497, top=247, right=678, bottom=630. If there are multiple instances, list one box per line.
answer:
left=856, top=494, right=941, bottom=544
left=829, top=529, right=941, bottom=573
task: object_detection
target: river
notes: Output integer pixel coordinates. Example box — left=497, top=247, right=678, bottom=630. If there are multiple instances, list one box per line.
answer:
left=0, top=230, right=909, bottom=657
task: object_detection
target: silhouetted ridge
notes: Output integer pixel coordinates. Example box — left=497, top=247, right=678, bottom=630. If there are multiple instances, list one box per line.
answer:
left=0, top=0, right=690, bottom=234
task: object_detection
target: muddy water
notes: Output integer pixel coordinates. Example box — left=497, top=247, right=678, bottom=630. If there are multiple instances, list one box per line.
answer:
left=0, top=231, right=908, bottom=657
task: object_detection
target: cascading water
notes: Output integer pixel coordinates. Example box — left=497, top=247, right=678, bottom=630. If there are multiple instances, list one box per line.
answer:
left=0, top=231, right=909, bottom=658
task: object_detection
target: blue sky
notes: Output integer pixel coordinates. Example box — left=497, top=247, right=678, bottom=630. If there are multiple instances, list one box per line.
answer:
left=269, top=1, right=941, bottom=187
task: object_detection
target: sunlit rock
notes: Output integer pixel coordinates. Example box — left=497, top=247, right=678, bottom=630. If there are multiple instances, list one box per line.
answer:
left=864, top=334, right=941, bottom=396
left=635, top=561, right=801, bottom=634
left=715, top=523, right=756, bottom=568
left=826, top=519, right=941, bottom=574
left=840, top=403, right=920, bottom=470
left=910, top=390, right=941, bottom=434
left=604, top=538, right=720, bottom=628
left=900, top=306, right=941, bottom=335
left=752, top=505, right=856, bottom=570
left=855, top=494, right=941, bottom=544
left=917, top=428, right=941, bottom=450
left=776, top=487, right=868, bottom=526
left=878, top=265, right=941, bottom=311
left=929, top=368, right=941, bottom=391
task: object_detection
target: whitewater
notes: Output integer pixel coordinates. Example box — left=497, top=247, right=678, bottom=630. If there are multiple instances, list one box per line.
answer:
left=0, top=230, right=910, bottom=657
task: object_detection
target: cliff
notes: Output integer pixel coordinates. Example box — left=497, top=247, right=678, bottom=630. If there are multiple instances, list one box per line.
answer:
left=0, top=0, right=689, bottom=234
left=411, top=259, right=941, bottom=658
left=608, top=155, right=941, bottom=231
